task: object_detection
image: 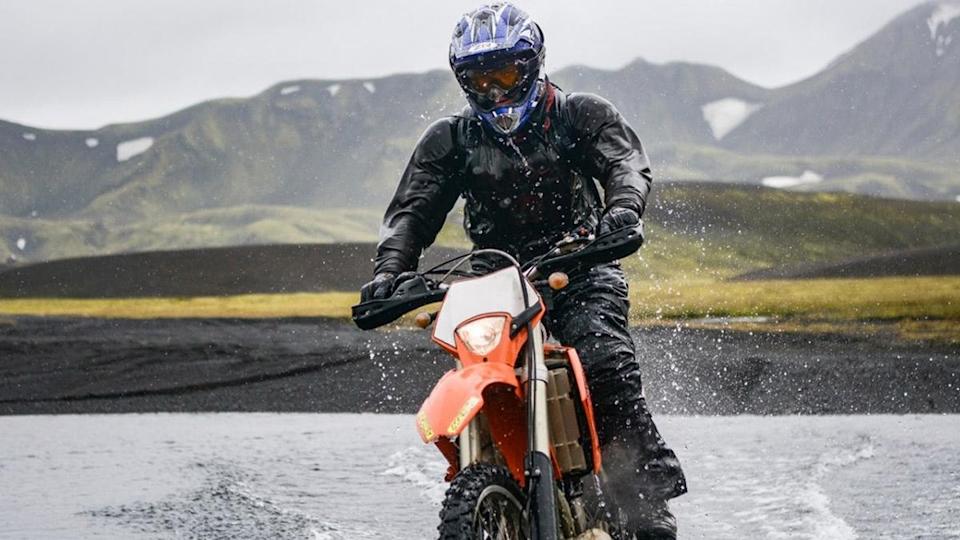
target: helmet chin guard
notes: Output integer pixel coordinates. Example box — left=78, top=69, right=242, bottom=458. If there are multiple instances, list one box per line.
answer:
left=484, top=79, right=544, bottom=135
left=449, top=3, right=546, bottom=135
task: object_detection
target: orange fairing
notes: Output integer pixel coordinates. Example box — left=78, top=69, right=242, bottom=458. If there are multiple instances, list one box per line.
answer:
left=416, top=361, right=520, bottom=444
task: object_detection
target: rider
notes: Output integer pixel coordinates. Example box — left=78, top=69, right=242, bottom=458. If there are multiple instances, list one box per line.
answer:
left=361, top=3, right=687, bottom=538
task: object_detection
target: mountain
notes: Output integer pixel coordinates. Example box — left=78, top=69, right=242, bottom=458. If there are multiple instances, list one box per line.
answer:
left=0, top=72, right=462, bottom=222
left=4, top=1, right=960, bottom=224
left=2, top=1, right=960, bottom=264
left=722, top=0, right=960, bottom=164
left=552, top=59, right=769, bottom=147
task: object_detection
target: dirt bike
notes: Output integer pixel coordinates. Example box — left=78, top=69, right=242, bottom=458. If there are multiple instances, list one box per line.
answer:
left=352, top=223, right=645, bottom=540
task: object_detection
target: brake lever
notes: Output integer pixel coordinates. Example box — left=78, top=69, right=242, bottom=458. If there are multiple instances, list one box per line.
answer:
left=554, top=227, right=595, bottom=254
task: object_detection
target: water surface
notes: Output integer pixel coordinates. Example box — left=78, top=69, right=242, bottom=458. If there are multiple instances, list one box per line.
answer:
left=1, top=414, right=958, bottom=539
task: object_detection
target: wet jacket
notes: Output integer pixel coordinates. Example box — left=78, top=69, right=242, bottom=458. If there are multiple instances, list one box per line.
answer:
left=374, top=82, right=653, bottom=275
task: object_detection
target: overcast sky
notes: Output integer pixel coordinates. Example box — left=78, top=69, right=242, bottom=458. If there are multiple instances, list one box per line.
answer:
left=0, top=0, right=927, bottom=130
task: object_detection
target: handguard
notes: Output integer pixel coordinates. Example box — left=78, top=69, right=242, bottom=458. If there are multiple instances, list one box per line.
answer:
left=352, top=275, right=445, bottom=330
left=536, top=221, right=644, bottom=275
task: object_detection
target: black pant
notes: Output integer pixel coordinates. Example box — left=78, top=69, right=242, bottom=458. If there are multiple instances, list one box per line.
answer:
left=544, top=263, right=687, bottom=506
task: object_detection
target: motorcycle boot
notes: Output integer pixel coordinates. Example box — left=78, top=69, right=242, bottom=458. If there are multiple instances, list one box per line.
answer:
left=631, top=499, right=677, bottom=540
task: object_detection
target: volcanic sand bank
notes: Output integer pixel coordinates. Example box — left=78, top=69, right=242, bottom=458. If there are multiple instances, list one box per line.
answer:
left=0, top=317, right=956, bottom=416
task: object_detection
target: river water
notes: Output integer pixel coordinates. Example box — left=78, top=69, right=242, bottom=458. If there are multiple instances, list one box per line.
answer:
left=1, top=414, right=958, bottom=539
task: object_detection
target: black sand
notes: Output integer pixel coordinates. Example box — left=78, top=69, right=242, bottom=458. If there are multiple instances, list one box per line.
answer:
left=1, top=317, right=956, bottom=415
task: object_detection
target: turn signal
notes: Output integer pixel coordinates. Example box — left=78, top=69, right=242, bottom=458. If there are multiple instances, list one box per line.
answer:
left=548, top=272, right=569, bottom=290
left=415, top=312, right=433, bottom=329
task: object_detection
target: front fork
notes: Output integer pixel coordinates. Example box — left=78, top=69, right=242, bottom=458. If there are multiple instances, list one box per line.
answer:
left=457, top=322, right=558, bottom=539
left=525, top=323, right=558, bottom=540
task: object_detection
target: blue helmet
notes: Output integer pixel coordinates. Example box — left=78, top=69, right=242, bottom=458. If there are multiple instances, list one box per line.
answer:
left=449, top=3, right=546, bottom=135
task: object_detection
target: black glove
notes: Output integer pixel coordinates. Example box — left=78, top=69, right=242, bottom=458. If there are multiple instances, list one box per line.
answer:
left=598, top=206, right=640, bottom=235
left=360, top=272, right=397, bottom=302
left=360, top=271, right=421, bottom=302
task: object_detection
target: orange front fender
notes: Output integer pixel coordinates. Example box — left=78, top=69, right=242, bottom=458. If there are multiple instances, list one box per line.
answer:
left=416, top=362, right=519, bottom=443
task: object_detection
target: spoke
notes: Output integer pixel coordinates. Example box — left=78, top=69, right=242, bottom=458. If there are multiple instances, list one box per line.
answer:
left=475, top=490, right=524, bottom=540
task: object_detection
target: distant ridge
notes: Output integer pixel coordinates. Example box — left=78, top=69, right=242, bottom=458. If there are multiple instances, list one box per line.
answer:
left=0, top=243, right=458, bottom=298
left=735, top=244, right=960, bottom=281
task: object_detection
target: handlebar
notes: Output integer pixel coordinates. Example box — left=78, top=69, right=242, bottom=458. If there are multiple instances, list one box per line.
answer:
left=351, top=274, right=447, bottom=331
left=351, top=222, right=643, bottom=330
left=529, top=221, right=644, bottom=277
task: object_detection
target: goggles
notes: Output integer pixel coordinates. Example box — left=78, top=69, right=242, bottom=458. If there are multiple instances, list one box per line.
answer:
left=454, top=44, right=542, bottom=112
left=462, top=63, right=523, bottom=95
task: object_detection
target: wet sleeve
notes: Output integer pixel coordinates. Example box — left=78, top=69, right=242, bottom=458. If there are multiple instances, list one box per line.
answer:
left=374, top=118, right=463, bottom=275
left=567, top=93, right=653, bottom=216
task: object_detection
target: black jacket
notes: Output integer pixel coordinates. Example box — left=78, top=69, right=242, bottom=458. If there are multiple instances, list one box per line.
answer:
left=374, top=82, right=653, bottom=275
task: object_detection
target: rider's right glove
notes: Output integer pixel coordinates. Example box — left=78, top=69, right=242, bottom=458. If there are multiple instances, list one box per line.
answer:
left=598, top=206, right=641, bottom=235
left=360, top=272, right=397, bottom=302
left=360, top=271, right=421, bottom=302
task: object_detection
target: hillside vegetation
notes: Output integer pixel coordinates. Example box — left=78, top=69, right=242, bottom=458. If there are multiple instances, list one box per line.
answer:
left=3, top=183, right=959, bottom=283
left=631, top=183, right=960, bottom=279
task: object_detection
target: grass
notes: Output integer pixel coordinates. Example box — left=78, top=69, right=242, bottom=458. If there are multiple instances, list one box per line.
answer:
left=0, top=292, right=357, bottom=319
left=2, top=276, right=958, bottom=342
left=628, top=276, right=960, bottom=343
left=630, top=276, right=960, bottom=321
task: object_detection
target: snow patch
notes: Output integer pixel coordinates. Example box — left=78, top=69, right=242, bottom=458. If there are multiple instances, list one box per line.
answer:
left=116, top=137, right=154, bottom=162
left=21, top=132, right=36, bottom=141
left=955, top=195, right=960, bottom=203
left=761, top=170, right=824, bottom=189
left=326, top=84, right=341, bottom=97
left=701, top=98, right=761, bottom=140
left=929, top=1, right=960, bottom=55
left=85, top=137, right=99, bottom=148
left=936, top=33, right=954, bottom=56
left=280, top=85, right=300, bottom=95
left=16, top=238, right=27, bottom=251
left=363, top=81, right=376, bottom=93
left=928, top=1, right=960, bottom=39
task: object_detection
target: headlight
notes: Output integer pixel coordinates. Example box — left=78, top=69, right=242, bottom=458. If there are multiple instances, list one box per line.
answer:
left=455, top=316, right=507, bottom=356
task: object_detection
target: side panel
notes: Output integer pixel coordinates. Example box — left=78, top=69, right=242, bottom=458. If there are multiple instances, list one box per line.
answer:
left=416, top=362, right=520, bottom=443
left=565, top=347, right=603, bottom=473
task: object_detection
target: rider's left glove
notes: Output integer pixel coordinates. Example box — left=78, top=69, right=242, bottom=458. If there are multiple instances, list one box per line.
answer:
left=598, top=206, right=641, bottom=235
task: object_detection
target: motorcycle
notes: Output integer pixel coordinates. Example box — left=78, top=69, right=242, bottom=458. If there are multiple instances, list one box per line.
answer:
left=352, top=223, right=645, bottom=540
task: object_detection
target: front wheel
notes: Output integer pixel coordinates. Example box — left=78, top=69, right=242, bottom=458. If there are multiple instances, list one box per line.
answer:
left=438, top=463, right=528, bottom=540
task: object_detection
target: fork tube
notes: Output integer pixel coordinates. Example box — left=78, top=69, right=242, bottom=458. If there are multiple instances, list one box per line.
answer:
left=457, top=359, right=480, bottom=470
left=525, top=323, right=557, bottom=540
left=528, top=325, right=551, bottom=457
left=459, top=421, right=480, bottom=470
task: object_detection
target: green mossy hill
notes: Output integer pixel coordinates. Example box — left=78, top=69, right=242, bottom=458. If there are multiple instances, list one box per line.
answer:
left=3, top=184, right=958, bottom=282
left=632, top=183, right=960, bottom=279
left=657, top=145, right=959, bottom=201
left=0, top=206, right=380, bottom=264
